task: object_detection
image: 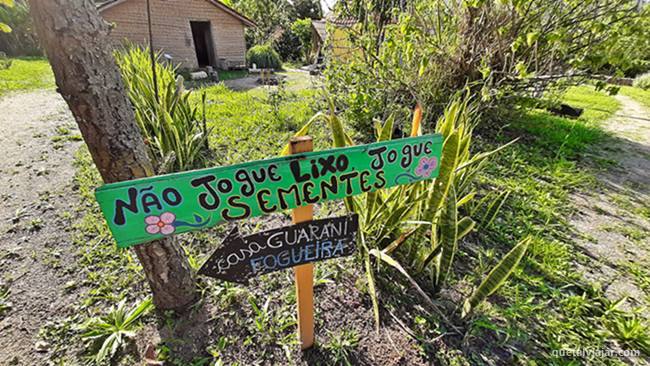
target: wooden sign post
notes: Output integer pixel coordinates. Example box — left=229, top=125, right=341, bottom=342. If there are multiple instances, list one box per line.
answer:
left=197, top=215, right=359, bottom=283
left=290, top=136, right=315, bottom=349
left=95, top=134, right=443, bottom=248
left=94, top=133, right=444, bottom=351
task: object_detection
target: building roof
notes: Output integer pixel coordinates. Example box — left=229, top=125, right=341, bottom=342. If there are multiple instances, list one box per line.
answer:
left=326, top=14, right=357, bottom=27
left=311, top=20, right=327, bottom=42
left=311, top=14, right=357, bottom=42
left=97, top=0, right=256, bottom=27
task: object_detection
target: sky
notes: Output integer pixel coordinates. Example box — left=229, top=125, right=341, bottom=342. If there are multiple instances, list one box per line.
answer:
left=320, top=0, right=336, bottom=14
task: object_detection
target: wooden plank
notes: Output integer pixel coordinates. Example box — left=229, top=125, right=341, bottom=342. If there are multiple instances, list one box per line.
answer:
left=197, top=214, right=359, bottom=283
left=290, top=136, right=316, bottom=350
left=95, top=134, right=444, bottom=248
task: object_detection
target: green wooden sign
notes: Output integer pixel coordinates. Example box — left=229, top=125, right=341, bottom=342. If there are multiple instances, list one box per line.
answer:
left=95, top=134, right=443, bottom=248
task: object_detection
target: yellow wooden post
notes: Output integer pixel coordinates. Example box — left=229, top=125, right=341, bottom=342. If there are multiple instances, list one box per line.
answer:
left=289, top=136, right=315, bottom=350
left=411, top=103, right=423, bottom=137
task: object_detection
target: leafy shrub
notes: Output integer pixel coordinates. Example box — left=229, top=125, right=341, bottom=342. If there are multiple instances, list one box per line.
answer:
left=290, top=18, right=313, bottom=62
left=247, top=44, right=282, bottom=69
left=325, top=0, right=646, bottom=137
left=232, top=0, right=294, bottom=47
left=633, top=72, right=650, bottom=90
left=589, top=6, right=650, bottom=77
left=115, top=45, right=211, bottom=173
left=274, top=28, right=302, bottom=62
left=293, top=0, right=322, bottom=19
left=0, top=0, right=42, bottom=56
left=0, top=52, right=11, bottom=70
left=232, top=0, right=320, bottom=47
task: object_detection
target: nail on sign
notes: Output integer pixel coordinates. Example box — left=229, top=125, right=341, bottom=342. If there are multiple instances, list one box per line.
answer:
left=198, top=214, right=359, bottom=283
left=94, top=134, right=444, bottom=248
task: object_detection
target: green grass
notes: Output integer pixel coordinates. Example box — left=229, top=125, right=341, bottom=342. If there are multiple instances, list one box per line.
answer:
left=199, top=81, right=328, bottom=164
left=45, top=79, right=650, bottom=365
left=0, top=57, right=55, bottom=96
left=217, top=69, right=248, bottom=81
left=458, top=85, right=650, bottom=364
left=563, top=85, right=622, bottom=122
left=619, top=85, right=650, bottom=110
left=510, top=85, right=620, bottom=159
left=504, top=86, right=620, bottom=159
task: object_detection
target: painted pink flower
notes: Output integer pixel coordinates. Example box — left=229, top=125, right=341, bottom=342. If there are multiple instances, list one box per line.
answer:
left=145, top=212, right=176, bottom=235
left=415, top=157, right=438, bottom=177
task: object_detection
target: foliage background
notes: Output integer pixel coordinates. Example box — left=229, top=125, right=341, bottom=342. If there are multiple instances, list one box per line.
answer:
left=226, top=0, right=321, bottom=63
left=0, top=0, right=41, bottom=56
left=324, top=0, right=650, bottom=136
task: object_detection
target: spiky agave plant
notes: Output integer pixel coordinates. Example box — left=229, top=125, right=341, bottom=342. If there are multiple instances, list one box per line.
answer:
left=115, top=45, right=211, bottom=173
left=282, top=95, right=526, bottom=324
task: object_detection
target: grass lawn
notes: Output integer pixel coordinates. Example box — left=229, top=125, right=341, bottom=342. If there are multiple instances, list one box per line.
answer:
left=217, top=69, right=248, bottom=81
left=464, top=85, right=650, bottom=364
left=619, top=85, right=650, bottom=109
left=0, top=57, right=55, bottom=96
left=511, top=85, right=620, bottom=158
left=40, top=80, right=650, bottom=365
left=199, top=80, right=329, bottom=164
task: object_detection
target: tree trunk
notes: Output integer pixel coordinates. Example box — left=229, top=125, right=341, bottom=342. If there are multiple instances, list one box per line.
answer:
left=28, top=0, right=196, bottom=311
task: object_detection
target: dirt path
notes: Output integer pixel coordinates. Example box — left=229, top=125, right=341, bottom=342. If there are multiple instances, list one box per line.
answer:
left=223, top=69, right=317, bottom=92
left=571, top=94, right=650, bottom=312
left=0, top=90, right=83, bottom=365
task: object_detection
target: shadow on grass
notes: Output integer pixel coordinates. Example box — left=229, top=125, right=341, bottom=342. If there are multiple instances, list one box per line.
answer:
left=509, top=109, right=607, bottom=158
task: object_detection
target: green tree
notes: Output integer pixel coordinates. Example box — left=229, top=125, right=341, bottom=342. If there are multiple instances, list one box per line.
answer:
left=291, top=18, right=313, bottom=62
left=231, top=0, right=294, bottom=45
left=0, top=0, right=41, bottom=56
left=294, top=0, right=322, bottom=19
left=588, top=4, right=650, bottom=76
left=327, top=0, right=645, bottom=136
left=0, top=0, right=14, bottom=33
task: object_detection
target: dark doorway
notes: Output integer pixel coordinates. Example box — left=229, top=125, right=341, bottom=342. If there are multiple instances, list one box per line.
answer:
left=190, top=21, right=215, bottom=67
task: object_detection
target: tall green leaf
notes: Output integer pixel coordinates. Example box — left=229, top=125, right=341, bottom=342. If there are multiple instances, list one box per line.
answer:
left=376, top=114, right=395, bottom=142
left=369, top=249, right=435, bottom=308
left=455, top=138, right=519, bottom=173
left=462, top=236, right=532, bottom=318
left=436, top=186, right=458, bottom=288
left=422, top=129, right=460, bottom=223
left=361, top=233, right=380, bottom=331
left=457, top=216, right=475, bottom=239
left=480, top=190, right=511, bottom=227
left=279, top=112, right=323, bottom=156
left=327, top=98, right=349, bottom=148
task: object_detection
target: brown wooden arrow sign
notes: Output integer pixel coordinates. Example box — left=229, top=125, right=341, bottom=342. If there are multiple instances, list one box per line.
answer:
left=198, top=214, right=359, bottom=284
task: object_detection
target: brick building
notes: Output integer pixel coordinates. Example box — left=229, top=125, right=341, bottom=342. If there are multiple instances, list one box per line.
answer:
left=98, top=0, right=255, bottom=69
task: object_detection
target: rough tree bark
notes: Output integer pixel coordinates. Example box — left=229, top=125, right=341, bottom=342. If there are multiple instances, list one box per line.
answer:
left=28, top=0, right=196, bottom=310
